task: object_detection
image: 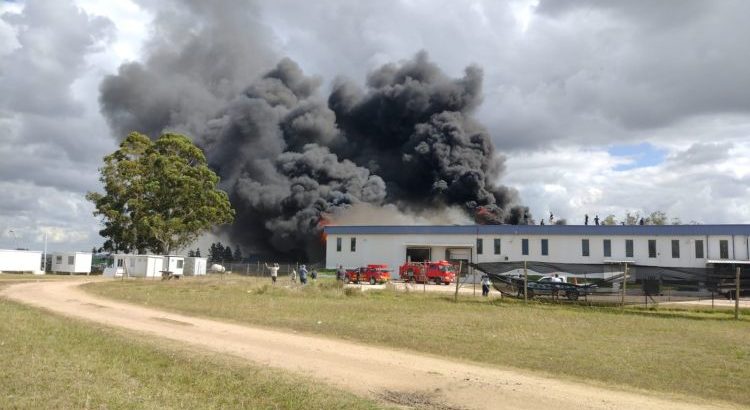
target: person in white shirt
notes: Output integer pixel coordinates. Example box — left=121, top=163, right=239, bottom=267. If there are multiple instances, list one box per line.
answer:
left=265, top=263, right=280, bottom=284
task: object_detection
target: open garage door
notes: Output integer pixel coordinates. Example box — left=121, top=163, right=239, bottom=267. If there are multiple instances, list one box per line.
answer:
left=406, top=247, right=431, bottom=263
left=447, top=248, right=471, bottom=276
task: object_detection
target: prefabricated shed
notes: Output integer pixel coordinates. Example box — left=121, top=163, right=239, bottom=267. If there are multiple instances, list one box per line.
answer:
left=183, top=257, right=207, bottom=276
left=50, top=252, right=92, bottom=274
left=104, top=254, right=164, bottom=278
left=162, top=255, right=185, bottom=276
left=0, top=249, right=43, bottom=274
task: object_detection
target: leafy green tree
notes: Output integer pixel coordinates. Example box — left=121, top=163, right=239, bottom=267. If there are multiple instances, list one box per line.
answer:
left=188, top=250, right=195, bottom=257
left=223, top=246, right=234, bottom=262
left=88, top=132, right=234, bottom=254
left=646, top=211, right=667, bottom=225
left=602, top=214, right=617, bottom=225
left=195, top=248, right=201, bottom=257
left=233, top=246, right=242, bottom=262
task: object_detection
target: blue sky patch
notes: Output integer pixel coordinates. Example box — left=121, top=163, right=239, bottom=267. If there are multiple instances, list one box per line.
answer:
left=608, top=142, right=667, bottom=171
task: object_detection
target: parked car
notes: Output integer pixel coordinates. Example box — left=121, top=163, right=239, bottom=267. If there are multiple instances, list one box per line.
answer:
left=399, top=260, right=457, bottom=285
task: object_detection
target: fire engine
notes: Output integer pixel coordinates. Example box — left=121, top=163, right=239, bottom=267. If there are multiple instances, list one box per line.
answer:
left=346, top=264, right=392, bottom=285
left=398, top=260, right=457, bottom=285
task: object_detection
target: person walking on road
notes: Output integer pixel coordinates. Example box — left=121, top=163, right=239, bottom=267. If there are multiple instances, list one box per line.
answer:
left=481, top=275, right=491, bottom=297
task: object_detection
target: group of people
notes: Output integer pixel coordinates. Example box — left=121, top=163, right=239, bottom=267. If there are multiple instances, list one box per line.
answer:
left=264, top=263, right=317, bottom=285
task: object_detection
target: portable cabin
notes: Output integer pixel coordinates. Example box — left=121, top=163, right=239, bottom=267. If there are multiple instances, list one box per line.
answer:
left=0, top=249, right=43, bottom=274
left=163, top=255, right=185, bottom=276
left=50, top=252, right=92, bottom=274
left=183, top=257, right=207, bottom=276
left=103, top=254, right=164, bottom=278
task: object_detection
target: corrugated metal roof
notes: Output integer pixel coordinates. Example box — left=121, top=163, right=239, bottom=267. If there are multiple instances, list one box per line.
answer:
left=324, top=224, right=750, bottom=236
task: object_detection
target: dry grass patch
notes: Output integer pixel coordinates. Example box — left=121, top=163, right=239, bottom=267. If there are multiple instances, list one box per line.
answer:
left=0, top=296, right=385, bottom=409
left=86, top=276, right=750, bottom=406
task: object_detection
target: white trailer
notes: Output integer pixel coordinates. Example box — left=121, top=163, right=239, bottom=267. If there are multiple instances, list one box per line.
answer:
left=0, top=249, right=43, bottom=274
left=183, top=257, right=207, bottom=276
left=103, top=254, right=164, bottom=278
left=163, top=255, right=185, bottom=276
left=50, top=252, right=92, bottom=274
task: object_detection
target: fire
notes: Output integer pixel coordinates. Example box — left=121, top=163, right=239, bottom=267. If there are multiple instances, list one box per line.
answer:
left=317, top=214, right=332, bottom=243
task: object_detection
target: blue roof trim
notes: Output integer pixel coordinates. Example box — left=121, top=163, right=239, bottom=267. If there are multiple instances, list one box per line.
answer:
left=324, top=224, right=750, bottom=236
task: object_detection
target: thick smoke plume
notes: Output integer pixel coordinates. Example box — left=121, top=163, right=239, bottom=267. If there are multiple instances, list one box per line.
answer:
left=98, top=4, right=529, bottom=260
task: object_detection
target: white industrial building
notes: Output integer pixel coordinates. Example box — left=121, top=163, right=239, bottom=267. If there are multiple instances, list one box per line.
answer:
left=183, top=257, right=207, bottom=276
left=103, top=254, right=186, bottom=278
left=50, top=252, right=92, bottom=274
left=324, top=225, right=750, bottom=277
left=0, top=249, right=43, bottom=274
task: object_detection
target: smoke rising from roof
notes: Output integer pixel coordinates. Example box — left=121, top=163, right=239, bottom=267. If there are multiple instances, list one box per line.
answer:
left=98, top=4, right=529, bottom=260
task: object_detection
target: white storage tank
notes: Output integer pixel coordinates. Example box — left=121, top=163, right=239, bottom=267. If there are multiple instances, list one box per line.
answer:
left=184, top=257, right=207, bottom=276
left=50, top=252, right=92, bottom=274
left=0, top=249, right=43, bottom=274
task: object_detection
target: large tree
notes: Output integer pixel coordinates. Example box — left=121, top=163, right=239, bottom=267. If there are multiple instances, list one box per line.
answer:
left=87, top=132, right=234, bottom=254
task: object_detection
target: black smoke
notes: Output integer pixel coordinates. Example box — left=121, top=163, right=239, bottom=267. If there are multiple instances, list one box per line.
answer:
left=99, top=9, right=529, bottom=260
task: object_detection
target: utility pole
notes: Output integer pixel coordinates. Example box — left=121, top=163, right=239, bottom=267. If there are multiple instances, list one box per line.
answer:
left=621, top=263, right=628, bottom=308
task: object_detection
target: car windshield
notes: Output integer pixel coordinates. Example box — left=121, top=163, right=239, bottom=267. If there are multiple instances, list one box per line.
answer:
left=440, top=266, right=454, bottom=272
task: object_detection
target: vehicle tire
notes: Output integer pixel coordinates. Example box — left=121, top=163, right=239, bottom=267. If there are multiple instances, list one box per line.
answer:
left=369, top=277, right=376, bottom=285
left=566, top=290, right=579, bottom=301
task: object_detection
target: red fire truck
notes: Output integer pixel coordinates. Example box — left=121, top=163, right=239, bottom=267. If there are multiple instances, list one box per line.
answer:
left=398, top=260, right=457, bottom=285
left=346, top=264, right=392, bottom=285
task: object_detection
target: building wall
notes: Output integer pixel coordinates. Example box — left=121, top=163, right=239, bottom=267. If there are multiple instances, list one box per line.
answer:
left=0, top=249, right=43, bottom=273
left=50, top=252, right=92, bottom=273
left=325, top=232, right=750, bottom=275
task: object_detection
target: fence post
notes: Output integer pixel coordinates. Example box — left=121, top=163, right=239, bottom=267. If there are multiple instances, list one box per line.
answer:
left=621, top=263, right=628, bottom=308
left=735, top=266, right=741, bottom=320
left=454, top=260, right=462, bottom=302
left=523, top=260, right=528, bottom=304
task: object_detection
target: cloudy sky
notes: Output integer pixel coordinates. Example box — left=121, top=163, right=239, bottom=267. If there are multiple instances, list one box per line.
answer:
left=1, top=0, right=749, bottom=251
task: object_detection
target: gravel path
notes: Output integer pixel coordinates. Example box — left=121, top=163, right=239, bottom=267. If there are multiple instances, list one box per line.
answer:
left=1, top=279, right=737, bottom=410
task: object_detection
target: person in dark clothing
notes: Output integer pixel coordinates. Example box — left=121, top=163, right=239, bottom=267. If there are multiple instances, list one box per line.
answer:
left=481, top=275, right=491, bottom=297
left=594, top=215, right=600, bottom=225
left=639, top=218, right=645, bottom=225
left=585, top=214, right=589, bottom=225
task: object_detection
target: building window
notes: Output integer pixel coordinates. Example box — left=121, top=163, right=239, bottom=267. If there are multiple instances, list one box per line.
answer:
left=671, top=240, right=680, bottom=258
left=350, top=237, right=356, bottom=252
left=116, top=258, right=123, bottom=267
left=625, top=240, right=634, bottom=258
left=55, top=255, right=62, bottom=264
left=521, top=238, right=529, bottom=256
left=493, top=238, right=501, bottom=255
left=476, top=238, right=483, bottom=255
left=695, top=240, right=704, bottom=259
left=67, top=256, right=74, bottom=265
left=648, top=240, right=657, bottom=258
left=336, top=237, right=341, bottom=252
left=541, top=239, right=549, bottom=256
left=581, top=239, right=590, bottom=257
left=177, top=260, right=184, bottom=269
left=603, top=239, right=611, bottom=258
left=720, top=240, right=729, bottom=259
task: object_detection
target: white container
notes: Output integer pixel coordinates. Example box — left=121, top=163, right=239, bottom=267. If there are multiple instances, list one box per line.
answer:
left=50, top=252, right=92, bottom=274
left=184, top=257, right=207, bottom=276
left=0, top=249, right=43, bottom=274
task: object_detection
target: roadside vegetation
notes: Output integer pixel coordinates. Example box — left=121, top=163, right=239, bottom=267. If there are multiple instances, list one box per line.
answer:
left=85, top=276, right=750, bottom=406
left=0, top=292, right=383, bottom=409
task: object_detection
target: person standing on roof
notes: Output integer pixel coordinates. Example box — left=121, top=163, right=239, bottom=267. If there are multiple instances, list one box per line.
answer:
left=481, top=275, right=491, bottom=297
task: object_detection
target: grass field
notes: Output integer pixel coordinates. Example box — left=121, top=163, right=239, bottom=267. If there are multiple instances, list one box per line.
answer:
left=85, top=276, right=750, bottom=406
left=0, top=285, right=383, bottom=409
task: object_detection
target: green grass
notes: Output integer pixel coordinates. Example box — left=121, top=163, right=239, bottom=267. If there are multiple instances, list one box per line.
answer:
left=85, top=276, right=750, bottom=406
left=0, top=294, right=384, bottom=409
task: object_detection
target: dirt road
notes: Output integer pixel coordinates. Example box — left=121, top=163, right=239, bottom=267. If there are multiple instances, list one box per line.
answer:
left=1, top=280, right=735, bottom=410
